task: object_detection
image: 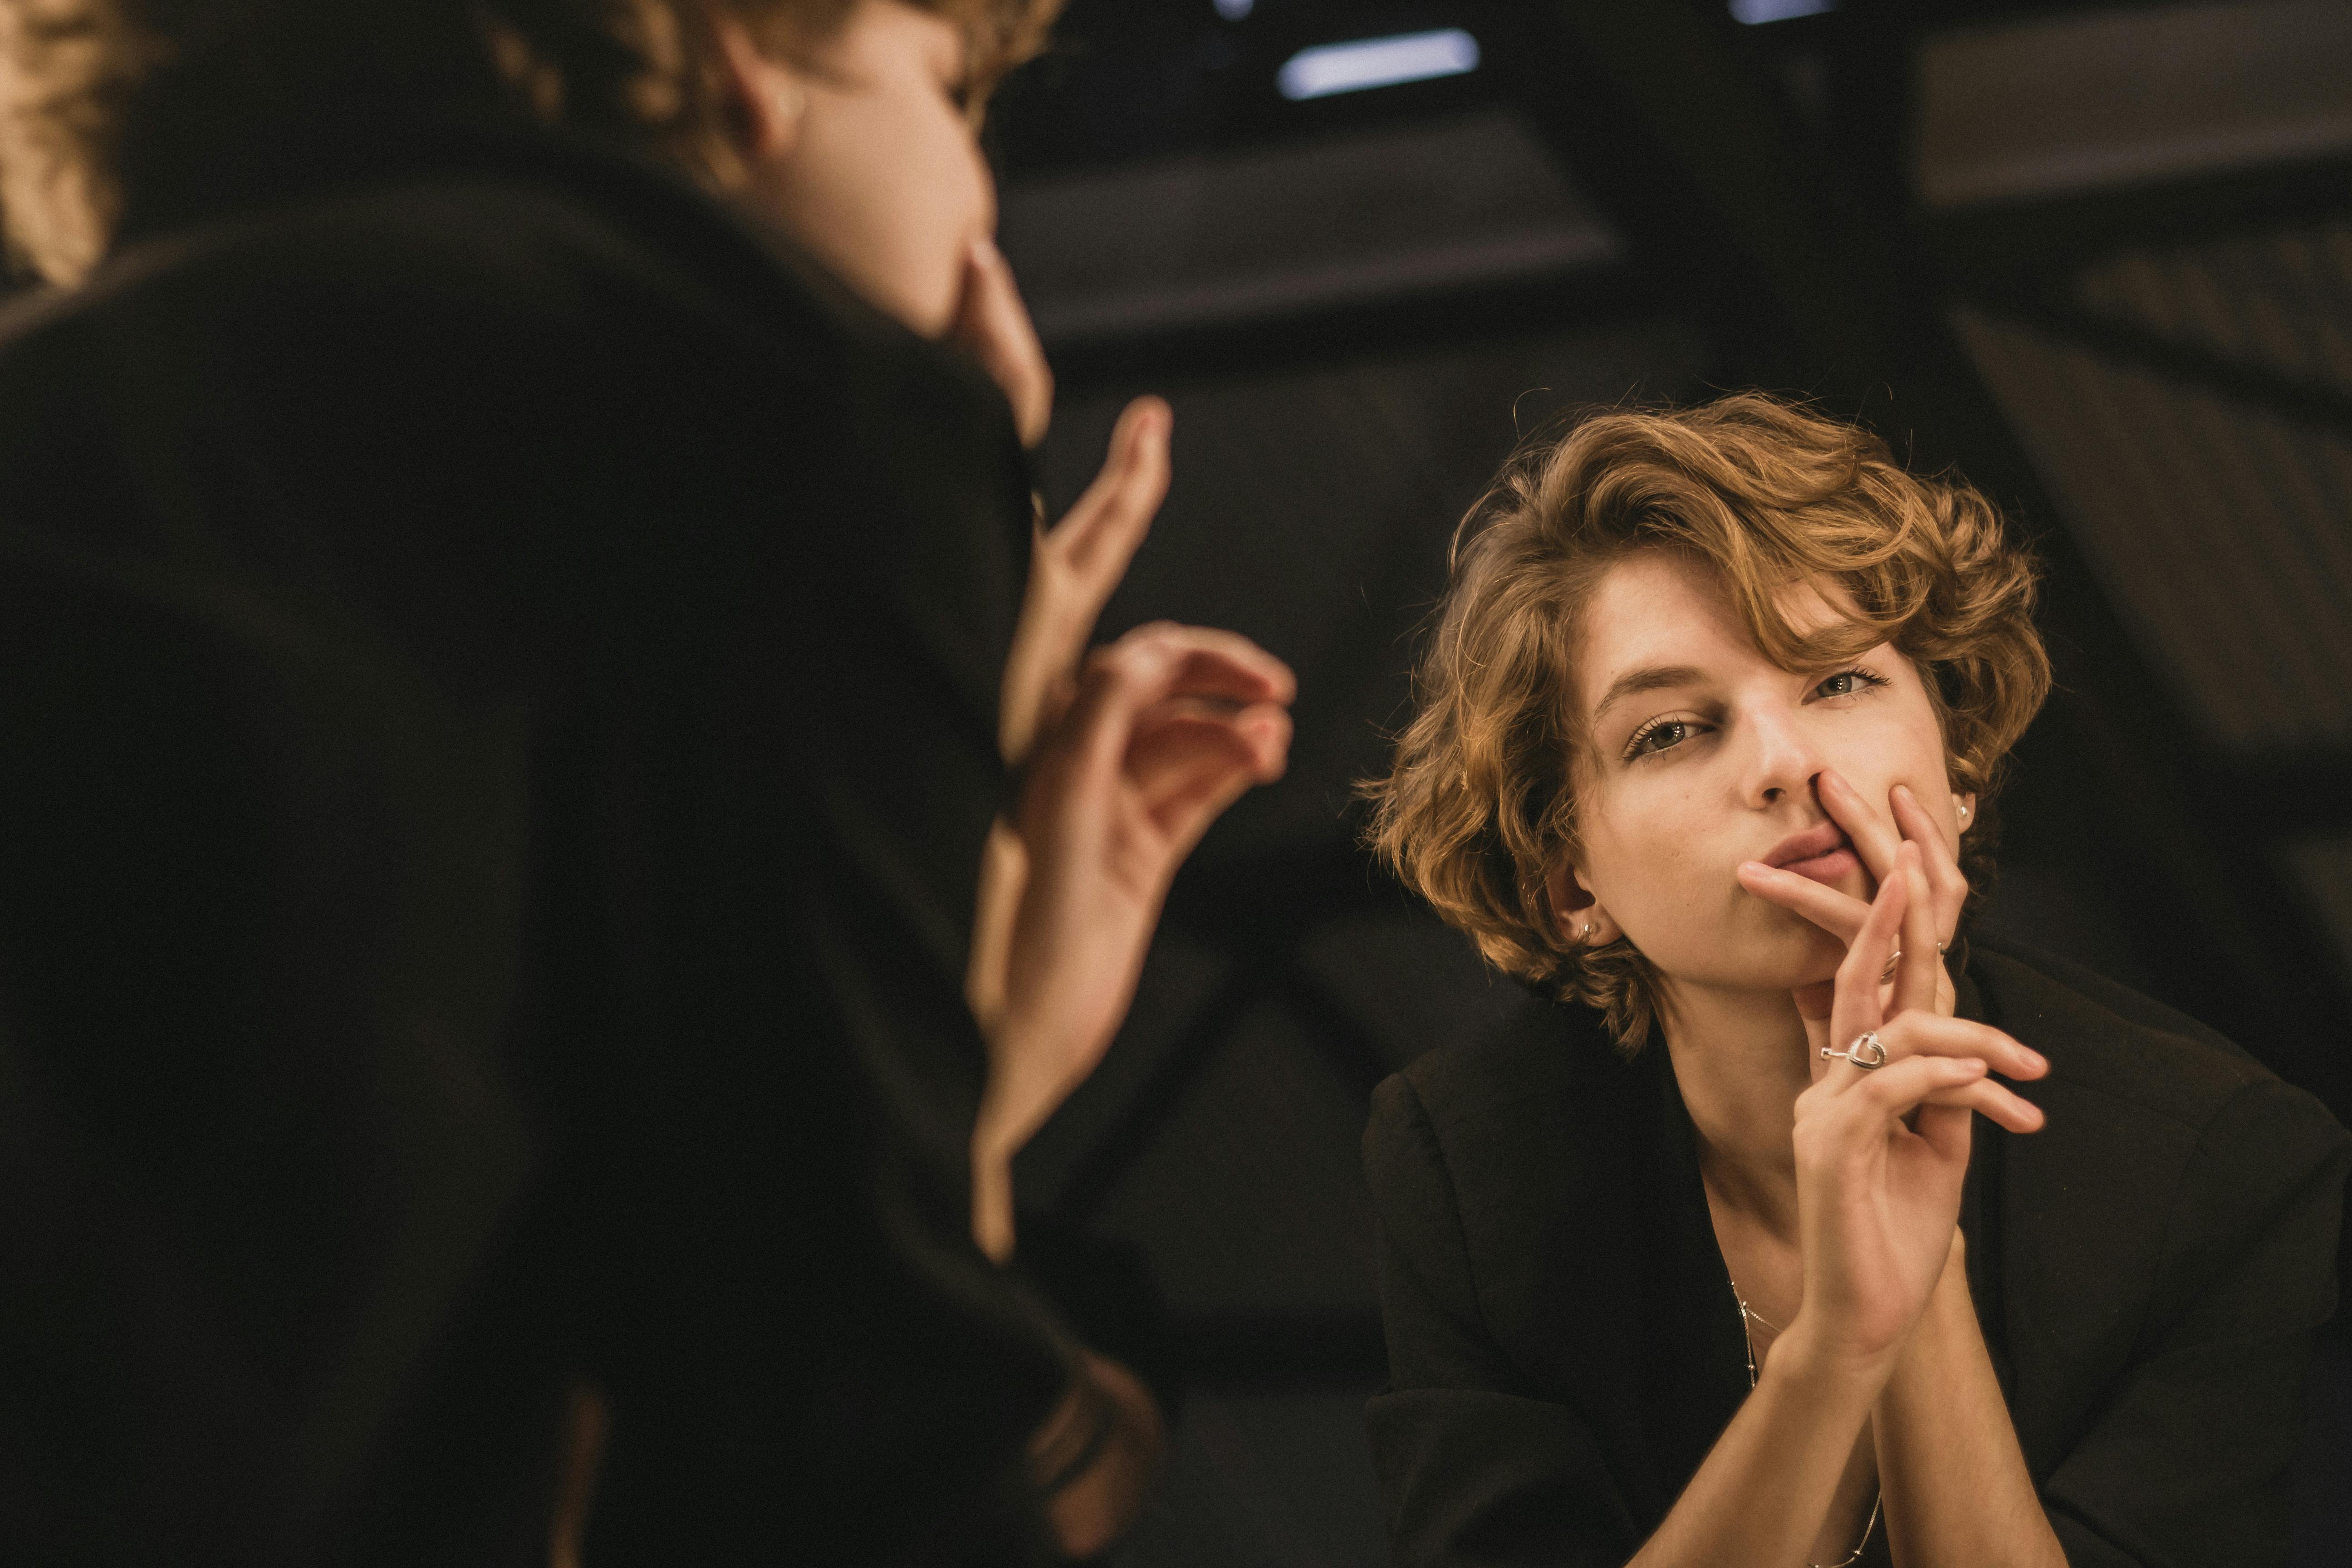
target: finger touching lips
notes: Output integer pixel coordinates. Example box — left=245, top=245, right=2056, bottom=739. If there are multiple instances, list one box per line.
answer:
left=1818, top=768, right=1905, bottom=873
left=1737, top=859, right=1868, bottom=940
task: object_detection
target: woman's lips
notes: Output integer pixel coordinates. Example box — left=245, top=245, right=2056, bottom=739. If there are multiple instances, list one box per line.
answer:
left=1779, top=845, right=1862, bottom=885
left=1759, top=821, right=1862, bottom=887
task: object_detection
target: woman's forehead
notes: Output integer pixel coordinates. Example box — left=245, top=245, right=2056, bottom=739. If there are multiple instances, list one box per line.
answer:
left=1575, top=553, right=1862, bottom=715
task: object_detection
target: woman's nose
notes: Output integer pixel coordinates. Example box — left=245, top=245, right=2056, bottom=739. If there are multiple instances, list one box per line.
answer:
left=1739, top=706, right=1819, bottom=808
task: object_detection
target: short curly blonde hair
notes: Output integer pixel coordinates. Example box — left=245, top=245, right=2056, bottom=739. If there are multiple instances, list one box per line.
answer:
left=1362, top=392, right=2052, bottom=1053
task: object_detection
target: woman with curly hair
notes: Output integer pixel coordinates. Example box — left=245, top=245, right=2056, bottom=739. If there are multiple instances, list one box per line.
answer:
left=1361, top=393, right=2347, bottom=1567
left=0, top=2, right=1293, bottom=1563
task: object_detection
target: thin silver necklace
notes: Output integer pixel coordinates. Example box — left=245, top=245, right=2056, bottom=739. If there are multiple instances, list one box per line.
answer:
left=1727, top=1275, right=1882, bottom=1568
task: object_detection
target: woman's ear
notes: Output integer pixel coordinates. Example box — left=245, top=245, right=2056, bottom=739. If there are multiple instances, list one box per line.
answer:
left=1544, top=862, right=1616, bottom=947
left=711, top=13, right=810, bottom=161
left=1955, top=791, right=1979, bottom=838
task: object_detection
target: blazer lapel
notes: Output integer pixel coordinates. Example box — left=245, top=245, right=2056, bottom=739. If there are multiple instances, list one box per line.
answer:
left=1633, top=1058, right=1753, bottom=1529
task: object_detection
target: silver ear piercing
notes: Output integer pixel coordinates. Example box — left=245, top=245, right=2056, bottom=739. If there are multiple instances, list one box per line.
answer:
left=1958, top=804, right=1970, bottom=819
left=1581, top=921, right=1596, bottom=941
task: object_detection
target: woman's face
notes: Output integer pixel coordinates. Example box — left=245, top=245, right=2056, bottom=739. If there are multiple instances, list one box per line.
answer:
left=732, top=1, right=995, bottom=336
left=1564, top=550, right=1970, bottom=997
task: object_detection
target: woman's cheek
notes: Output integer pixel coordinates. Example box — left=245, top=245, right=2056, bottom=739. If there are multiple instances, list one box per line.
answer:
left=1601, top=831, right=1708, bottom=968
left=902, top=108, right=995, bottom=335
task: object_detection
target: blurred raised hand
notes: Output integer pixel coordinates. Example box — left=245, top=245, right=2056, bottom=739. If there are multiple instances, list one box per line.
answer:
left=954, top=277, right=1295, bottom=1259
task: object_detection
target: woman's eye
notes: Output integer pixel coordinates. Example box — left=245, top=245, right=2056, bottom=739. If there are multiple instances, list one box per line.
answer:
left=1628, top=720, right=1693, bottom=758
left=1811, top=668, right=1885, bottom=701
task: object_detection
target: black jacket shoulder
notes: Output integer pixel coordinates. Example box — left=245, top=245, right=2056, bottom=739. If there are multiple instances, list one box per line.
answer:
left=1970, top=933, right=2269, bottom=1120
left=1374, top=987, right=1625, bottom=1153
left=1364, top=987, right=1685, bottom=1411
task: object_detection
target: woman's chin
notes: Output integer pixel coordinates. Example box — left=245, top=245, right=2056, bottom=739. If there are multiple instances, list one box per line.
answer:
left=1765, top=951, right=1846, bottom=1007
left=1654, top=950, right=1841, bottom=1002
left=1771, top=925, right=1847, bottom=990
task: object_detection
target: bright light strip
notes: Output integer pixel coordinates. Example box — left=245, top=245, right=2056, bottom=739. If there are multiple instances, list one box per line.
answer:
left=1729, top=0, right=1837, bottom=22
left=1276, top=29, right=1481, bottom=101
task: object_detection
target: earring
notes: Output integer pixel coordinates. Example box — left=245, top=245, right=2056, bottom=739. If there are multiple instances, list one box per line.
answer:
left=1958, top=804, right=1970, bottom=819
left=1580, top=921, right=1596, bottom=942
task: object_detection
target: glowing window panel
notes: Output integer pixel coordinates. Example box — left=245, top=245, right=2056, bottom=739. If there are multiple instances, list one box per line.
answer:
left=1276, top=29, right=1481, bottom=101
left=1730, top=0, right=1837, bottom=22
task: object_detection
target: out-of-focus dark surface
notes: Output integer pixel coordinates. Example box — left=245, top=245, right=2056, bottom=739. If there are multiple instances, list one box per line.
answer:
left=988, top=2, right=2352, bottom=1563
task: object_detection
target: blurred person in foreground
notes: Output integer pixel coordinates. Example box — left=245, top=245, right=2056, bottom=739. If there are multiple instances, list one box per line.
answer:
left=1360, top=394, right=2349, bottom=1568
left=0, top=0, right=1288, bottom=1562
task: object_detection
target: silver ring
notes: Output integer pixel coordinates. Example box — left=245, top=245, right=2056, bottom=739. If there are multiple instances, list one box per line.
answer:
left=1821, top=1031, right=1889, bottom=1070
left=1879, top=949, right=1901, bottom=984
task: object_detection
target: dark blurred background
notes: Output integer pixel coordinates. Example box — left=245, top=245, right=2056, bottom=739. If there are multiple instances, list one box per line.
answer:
left=981, top=1, right=2352, bottom=1562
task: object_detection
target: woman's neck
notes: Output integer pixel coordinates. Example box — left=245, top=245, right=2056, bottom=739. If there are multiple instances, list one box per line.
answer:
left=1657, top=979, right=1815, bottom=1240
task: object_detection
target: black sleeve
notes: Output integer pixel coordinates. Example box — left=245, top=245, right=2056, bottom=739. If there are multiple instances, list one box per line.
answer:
left=2038, top=1078, right=2350, bottom=1568
left=1363, top=1074, right=1642, bottom=1568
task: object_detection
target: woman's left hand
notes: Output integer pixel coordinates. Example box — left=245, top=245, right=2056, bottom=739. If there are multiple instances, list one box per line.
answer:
left=1738, top=773, right=1969, bottom=1035
left=1782, top=847, right=2047, bottom=1371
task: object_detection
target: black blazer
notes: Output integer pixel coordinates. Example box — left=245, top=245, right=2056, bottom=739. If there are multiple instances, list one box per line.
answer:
left=1364, top=934, right=2351, bottom=1568
left=0, top=117, right=1065, bottom=1565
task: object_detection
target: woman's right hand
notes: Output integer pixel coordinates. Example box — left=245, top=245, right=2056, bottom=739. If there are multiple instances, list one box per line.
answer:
left=1783, top=844, right=2048, bottom=1376
left=969, top=622, right=1294, bottom=1259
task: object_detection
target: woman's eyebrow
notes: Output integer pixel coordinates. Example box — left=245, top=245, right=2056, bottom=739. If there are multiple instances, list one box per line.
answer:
left=1591, top=664, right=1706, bottom=724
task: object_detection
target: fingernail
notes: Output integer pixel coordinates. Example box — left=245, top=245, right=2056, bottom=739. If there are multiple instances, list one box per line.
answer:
left=2021, top=1049, right=2047, bottom=1072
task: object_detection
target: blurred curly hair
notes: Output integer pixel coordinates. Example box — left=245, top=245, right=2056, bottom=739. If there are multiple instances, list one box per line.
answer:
left=0, top=0, right=1061, bottom=282
left=1362, top=392, right=2052, bottom=1054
